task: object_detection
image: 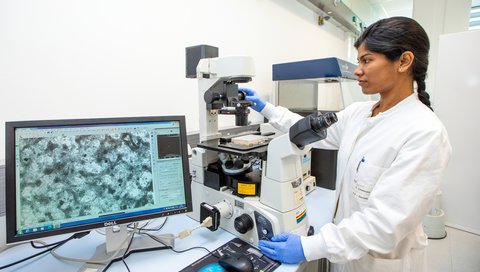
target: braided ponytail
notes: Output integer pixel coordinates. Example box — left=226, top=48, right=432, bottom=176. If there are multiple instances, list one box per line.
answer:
left=354, top=17, right=433, bottom=111
left=416, top=79, right=433, bottom=111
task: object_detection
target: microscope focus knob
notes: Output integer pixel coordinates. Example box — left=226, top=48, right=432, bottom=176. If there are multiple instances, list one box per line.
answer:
left=204, top=91, right=222, bottom=103
left=234, top=214, right=254, bottom=234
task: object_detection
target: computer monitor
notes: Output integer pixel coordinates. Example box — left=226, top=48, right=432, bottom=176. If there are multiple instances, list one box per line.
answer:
left=5, top=116, right=192, bottom=246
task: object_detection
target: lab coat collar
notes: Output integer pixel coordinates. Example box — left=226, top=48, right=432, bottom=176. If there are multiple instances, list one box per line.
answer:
left=369, top=93, right=417, bottom=119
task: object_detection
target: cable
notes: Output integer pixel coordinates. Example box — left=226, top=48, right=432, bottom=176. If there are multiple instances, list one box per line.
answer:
left=50, top=225, right=137, bottom=264
left=127, top=221, right=149, bottom=231
left=127, top=218, right=168, bottom=233
left=101, top=242, right=170, bottom=272
left=35, top=217, right=211, bottom=268
left=145, top=233, right=220, bottom=259
left=2, top=217, right=213, bottom=271
left=96, top=217, right=166, bottom=237
left=176, top=217, right=213, bottom=239
left=27, top=232, right=90, bottom=250
left=169, top=245, right=220, bottom=258
left=31, top=231, right=90, bottom=249
left=31, top=240, right=64, bottom=249
left=137, top=218, right=168, bottom=232
left=0, top=231, right=90, bottom=270
left=0, top=242, right=62, bottom=270
left=99, top=223, right=172, bottom=272
left=51, top=219, right=173, bottom=265
left=115, top=217, right=170, bottom=272
left=121, top=222, right=137, bottom=272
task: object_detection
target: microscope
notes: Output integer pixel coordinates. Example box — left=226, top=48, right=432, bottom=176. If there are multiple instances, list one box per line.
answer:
left=186, top=45, right=337, bottom=245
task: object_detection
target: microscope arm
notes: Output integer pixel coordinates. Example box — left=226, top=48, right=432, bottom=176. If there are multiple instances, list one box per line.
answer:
left=261, top=112, right=337, bottom=212
left=265, top=111, right=337, bottom=182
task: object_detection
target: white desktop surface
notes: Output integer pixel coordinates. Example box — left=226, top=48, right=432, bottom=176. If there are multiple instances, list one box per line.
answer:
left=0, top=188, right=335, bottom=272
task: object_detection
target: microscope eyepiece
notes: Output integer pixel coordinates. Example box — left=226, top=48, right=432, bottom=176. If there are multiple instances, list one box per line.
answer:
left=311, top=112, right=338, bottom=133
left=289, top=111, right=338, bottom=148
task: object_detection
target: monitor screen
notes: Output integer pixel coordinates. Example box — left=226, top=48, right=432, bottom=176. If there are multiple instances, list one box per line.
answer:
left=5, top=116, right=192, bottom=244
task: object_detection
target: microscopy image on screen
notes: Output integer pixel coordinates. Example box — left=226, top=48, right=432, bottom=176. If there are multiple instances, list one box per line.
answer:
left=157, top=135, right=181, bottom=159
left=17, top=131, right=154, bottom=227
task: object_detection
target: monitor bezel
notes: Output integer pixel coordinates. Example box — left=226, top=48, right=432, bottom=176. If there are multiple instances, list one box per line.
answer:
left=5, top=115, right=192, bottom=244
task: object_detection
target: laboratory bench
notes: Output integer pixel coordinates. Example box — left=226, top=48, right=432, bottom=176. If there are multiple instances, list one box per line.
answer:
left=0, top=188, right=335, bottom=272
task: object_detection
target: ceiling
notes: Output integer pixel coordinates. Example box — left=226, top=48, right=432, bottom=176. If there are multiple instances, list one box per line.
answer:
left=367, top=0, right=477, bottom=19
left=367, top=0, right=413, bottom=18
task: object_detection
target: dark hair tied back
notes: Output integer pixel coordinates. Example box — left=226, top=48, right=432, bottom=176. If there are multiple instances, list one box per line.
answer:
left=354, top=17, right=433, bottom=111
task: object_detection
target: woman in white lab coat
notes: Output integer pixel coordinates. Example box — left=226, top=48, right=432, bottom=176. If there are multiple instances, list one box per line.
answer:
left=241, top=17, right=452, bottom=272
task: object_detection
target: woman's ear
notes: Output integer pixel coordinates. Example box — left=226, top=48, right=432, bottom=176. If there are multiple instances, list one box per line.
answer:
left=398, top=51, right=414, bottom=72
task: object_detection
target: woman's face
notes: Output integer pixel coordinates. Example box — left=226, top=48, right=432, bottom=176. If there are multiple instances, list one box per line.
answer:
left=354, top=43, right=399, bottom=95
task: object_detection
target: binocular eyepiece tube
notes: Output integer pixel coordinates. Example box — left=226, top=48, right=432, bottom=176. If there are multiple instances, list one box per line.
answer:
left=289, top=111, right=338, bottom=148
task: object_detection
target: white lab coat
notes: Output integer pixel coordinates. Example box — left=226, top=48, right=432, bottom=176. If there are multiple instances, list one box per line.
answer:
left=261, top=94, right=451, bottom=272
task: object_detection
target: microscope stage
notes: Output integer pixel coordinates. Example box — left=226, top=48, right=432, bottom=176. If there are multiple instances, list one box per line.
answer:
left=197, top=139, right=269, bottom=159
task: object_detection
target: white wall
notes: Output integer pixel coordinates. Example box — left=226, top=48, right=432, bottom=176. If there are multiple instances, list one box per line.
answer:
left=0, top=0, right=349, bottom=161
left=413, top=0, right=471, bottom=105
left=434, top=30, right=480, bottom=234
left=413, top=0, right=477, bottom=234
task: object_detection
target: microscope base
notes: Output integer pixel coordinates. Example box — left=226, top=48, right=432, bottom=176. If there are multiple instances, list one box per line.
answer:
left=189, top=181, right=310, bottom=245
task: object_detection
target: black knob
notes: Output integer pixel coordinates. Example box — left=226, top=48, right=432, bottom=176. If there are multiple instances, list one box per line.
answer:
left=204, top=91, right=222, bottom=104
left=234, top=214, right=254, bottom=234
left=224, top=160, right=234, bottom=169
left=238, top=91, right=246, bottom=100
left=233, top=159, right=244, bottom=169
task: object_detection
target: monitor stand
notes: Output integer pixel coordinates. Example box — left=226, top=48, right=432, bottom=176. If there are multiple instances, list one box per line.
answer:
left=77, top=224, right=174, bottom=272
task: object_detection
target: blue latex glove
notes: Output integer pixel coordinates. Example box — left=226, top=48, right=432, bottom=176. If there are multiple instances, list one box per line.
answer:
left=258, top=233, right=306, bottom=264
left=239, top=87, right=266, bottom=112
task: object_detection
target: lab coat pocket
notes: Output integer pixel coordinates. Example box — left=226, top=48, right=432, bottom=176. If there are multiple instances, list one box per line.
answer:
left=352, top=163, right=386, bottom=204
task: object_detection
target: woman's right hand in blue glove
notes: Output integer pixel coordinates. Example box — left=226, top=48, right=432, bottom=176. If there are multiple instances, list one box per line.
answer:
left=258, top=233, right=306, bottom=264
left=239, top=87, right=266, bottom=112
